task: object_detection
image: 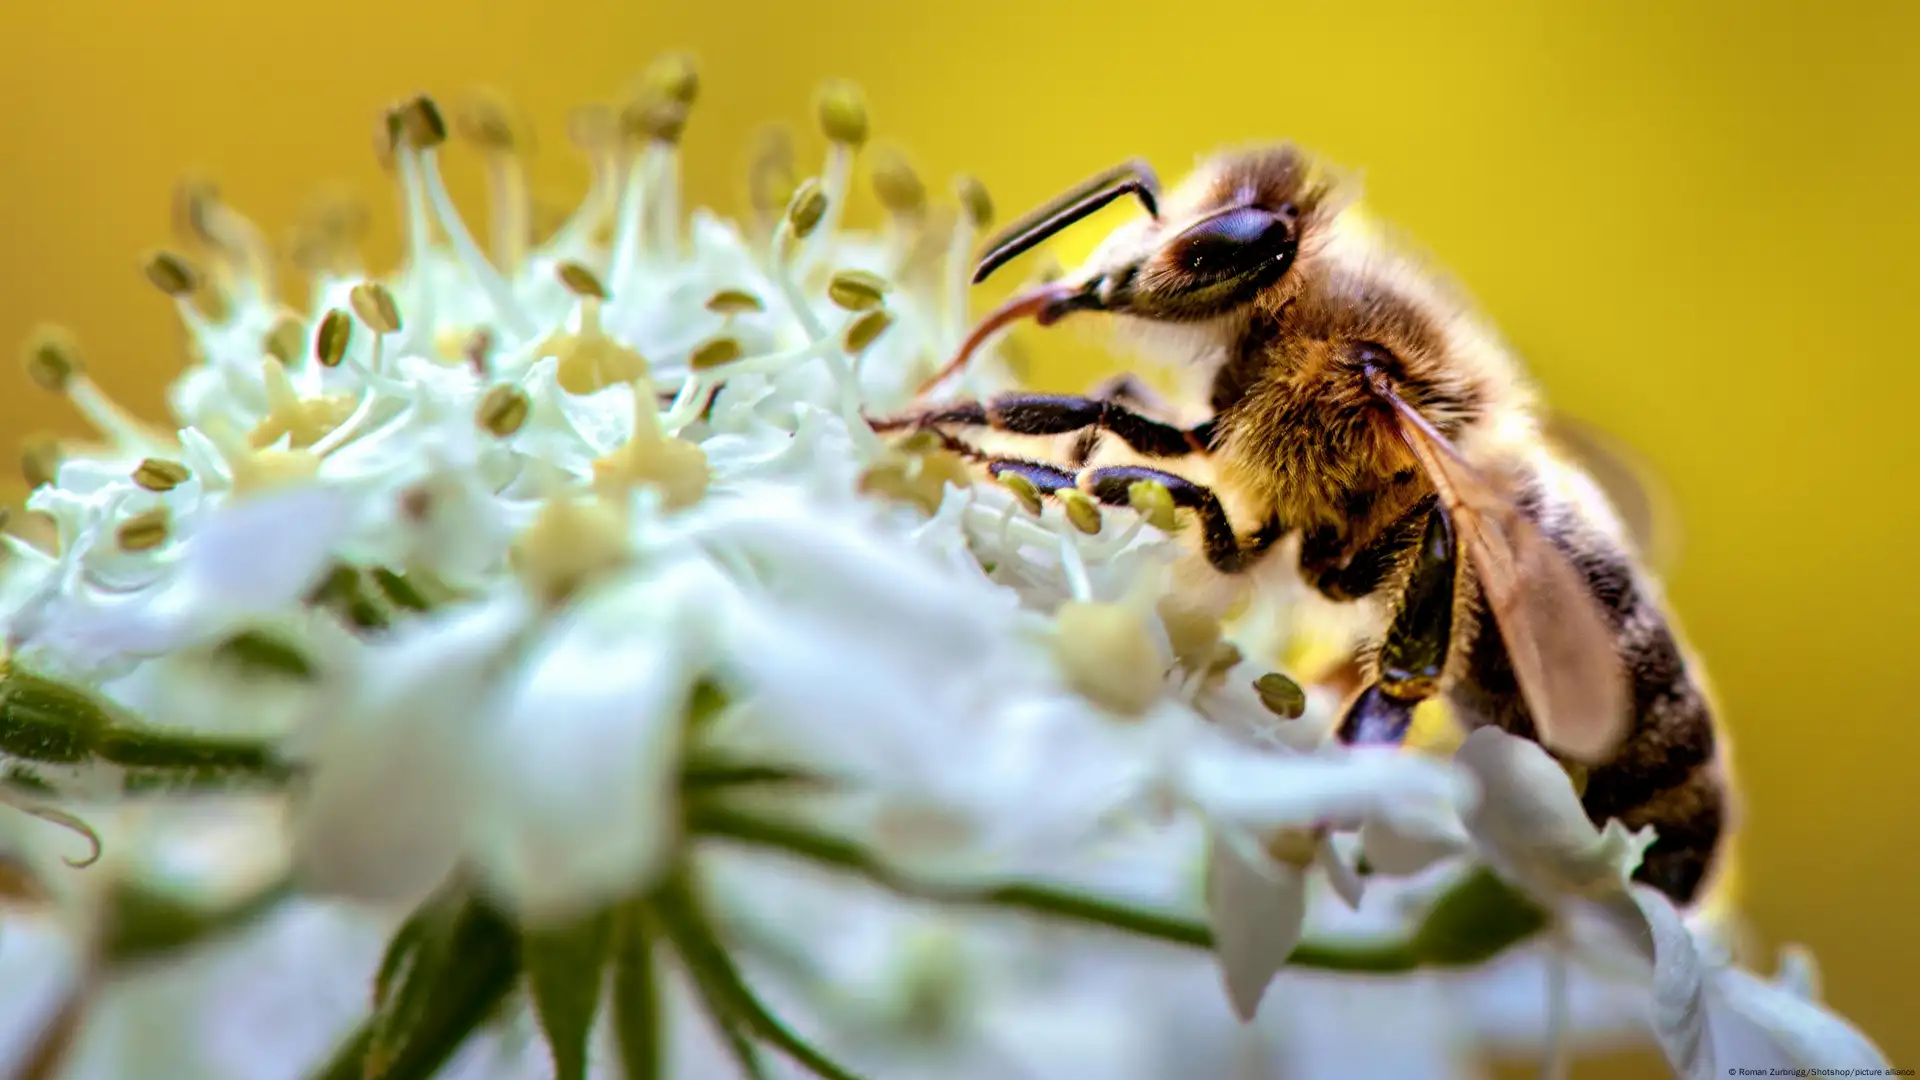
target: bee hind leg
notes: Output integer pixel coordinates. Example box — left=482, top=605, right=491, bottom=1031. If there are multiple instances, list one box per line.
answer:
left=868, top=391, right=1212, bottom=461
left=1079, top=464, right=1285, bottom=575
left=1338, top=501, right=1458, bottom=747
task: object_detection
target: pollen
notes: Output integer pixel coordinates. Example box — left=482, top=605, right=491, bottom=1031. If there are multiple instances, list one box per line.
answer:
left=1053, top=600, right=1165, bottom=718
left=130, top=458, right=192, bottom=492
left=114, top=507, right=172, bottom=552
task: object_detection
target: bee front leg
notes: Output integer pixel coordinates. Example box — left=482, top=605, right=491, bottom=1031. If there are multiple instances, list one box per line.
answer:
left=1339, top=501, right=1458, bottom=746
left=869, top=393, right=1212, bottom=459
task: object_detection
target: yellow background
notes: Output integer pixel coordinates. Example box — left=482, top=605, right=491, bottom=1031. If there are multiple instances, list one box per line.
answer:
left=1, top=0, right=1914, bottom=1072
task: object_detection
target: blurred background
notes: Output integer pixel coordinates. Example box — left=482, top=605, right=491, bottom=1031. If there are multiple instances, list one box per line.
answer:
left=1, top=0, right=1915, bottom=1074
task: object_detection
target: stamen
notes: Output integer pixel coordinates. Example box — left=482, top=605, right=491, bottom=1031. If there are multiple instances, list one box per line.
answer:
left=288, top=187, right=370, bottom=282
left=249, top=359, right=357, bottom=450
left=689, top=337, right=742, bottom=371
left=455, top=88, right=534, bottom=278
left=826, top=269, right=889, bottom=312
left=21, top=327, right=170, bottom=453
left=19, top=435, right=62, bottom=490
left=746, top=126, right=799, bottom=230
left=1253, top=672, right=1308, bottom=719
left=554, top=261, right=608, bottom=300
left=638, top=52, right=697, bottom=259
left=607, top=140, right=662, bottom=300
left=769, top=190, right=879, bottom=456
left=946, top=175, right=994, bottom=349
left=872, top=147, right=929, bottom=220
left=262, top=315, right=306, bottom=366
left=1058, top=489, right=1103, bottom=535
left=803, top=80, right=865, bottom=269
left=131, top=458, right=191, bottom=492
left=475, top=383, right=531, bottom=438
left=998, top=471, right=1043, bottom=516
left=313, top=309, right=352, bottom=368
left=1126, top=479, right=1178, bottom=532
left=115, top=507, right=172, bottom=552
left=546, top=105, right=619, bottom=254
left=705, top=289, right=765, bottom=315
left=380, top=111, right=438, bottom=334
left=512, top=494, right=631, bottom=607
left=349, top=281, right=402, bottom=372
left=203, top=419, right=321, bottom=496
left=1058, top=536, right=1095, bottom=600
left=843, top=310, right=894, bottom=367
left=173, top=179, right=274, bottom=302
left=394, top=96, right=535, bottom=341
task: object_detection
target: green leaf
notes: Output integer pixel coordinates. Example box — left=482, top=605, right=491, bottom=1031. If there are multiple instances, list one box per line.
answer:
left=1408, top=866, right=1550, bottom=967
left=102, top=877, right=292, bottom=967
left=525, top=909, right=613, bottom=1080
left=329, top=883, right=520, bottom=1080
left=611, top=905, right=664, bottom=1080
left=654, top=876, right=868, bottom=1080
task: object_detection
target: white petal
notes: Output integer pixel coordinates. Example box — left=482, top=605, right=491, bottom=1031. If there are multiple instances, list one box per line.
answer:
left=1183, top=742, right=1470, bottom=834
left=0, top=915, right=79, bottom=1076
left=1618, top=884, right=1714, bottom=1080
left=1205, top=828, right=1308, bottom=1021
left=1358, top=809, right=1472, bottom=878
left=291, top=592, right=533, bottom=905
left=1708, top=959, right=1889, bottom=1072
left=1454, top=728, right=1650, bottom=899
left=182, top=486, right=359, bottom=605
left=468, top=571, right=710, bottom=923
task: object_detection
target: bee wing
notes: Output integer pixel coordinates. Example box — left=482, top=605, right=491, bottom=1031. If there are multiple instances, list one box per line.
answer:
left=1541, top=412, right=1683, bottom=575
left=1380, top=390, right=1631, bottom=763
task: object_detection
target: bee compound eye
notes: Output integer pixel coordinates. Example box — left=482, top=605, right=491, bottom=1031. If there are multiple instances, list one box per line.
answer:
left=1169, top=206, right=1295, bottom=277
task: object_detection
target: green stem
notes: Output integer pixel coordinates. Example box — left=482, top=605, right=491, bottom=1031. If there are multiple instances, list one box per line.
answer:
left=691, top=804, right=1533, bottom=974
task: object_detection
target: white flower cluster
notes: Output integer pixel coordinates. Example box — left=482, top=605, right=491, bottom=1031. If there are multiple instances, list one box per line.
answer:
left=0, top=71, right=1887, bottom=1080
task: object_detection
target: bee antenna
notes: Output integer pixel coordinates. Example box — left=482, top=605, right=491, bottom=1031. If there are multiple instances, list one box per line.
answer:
left=972, top=158, right=1160, bottom=285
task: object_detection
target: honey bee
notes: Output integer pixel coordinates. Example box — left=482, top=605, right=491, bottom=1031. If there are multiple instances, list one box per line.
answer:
left=872, top=148, right=1731, bottom=906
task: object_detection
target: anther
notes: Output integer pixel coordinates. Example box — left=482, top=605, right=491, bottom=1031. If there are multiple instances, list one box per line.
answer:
left=705, top=289, right=764, bottom=315
left=454, top=88, right=525, bottom=152
left=1058, top=489, right=1102, bottom=534
left=643, top=52, right=700, bottom=107
left=19, top=436, right=63, bottom=489
left=388, top=95, right=449, bottom=151
left=844, top=309, right=895, bottom=356
left=349, top=282, right=402, bottom=334
left=22, top=329, right=81, bottom=393
left=827, top=269, right=889, bottom=312
left=955, top=175, right=994, bottom=229
left=872, top=148, right=928, bottom=217
left=475, top=384, right=531, bottom=438
left=1126, top=480, right=1178, bottom=532
left=314, top=309, right=352, bottom=367
left=747, top=127, right=799, bottom=221
left=114, top=508, right=171, bottom=552
left=622, top=98, right=689, bottom=145
left=555, top=261, right=608, bottom=300
left=786, top=178, right=828, bottom=240
left=142, top=250, right=202, bottom=298
left=689, top=337, right=743, bottom=371
left=998, top=471, right=1044, bottom=515
left=816, top=80, right=870, bottom=147
left=262, top=316, right=306, bottom=365
left=131, top=458, right=191, bottom=492
left=1253, top=672, right=1308, bottom=719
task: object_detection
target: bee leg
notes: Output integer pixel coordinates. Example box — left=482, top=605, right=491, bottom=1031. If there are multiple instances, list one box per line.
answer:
left=1067, top=375, right=1179, bottom=465
left=1079, top=465, right=1286, bottom=575
left=1338, top=501, right=1458, bottom=746
left=982, top=457, right=1079, bottom=494
left=869, top=393, right=1211, bottom=459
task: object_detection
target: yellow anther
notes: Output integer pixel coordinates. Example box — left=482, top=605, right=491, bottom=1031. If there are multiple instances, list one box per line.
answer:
left=1253, top=672, right=1308, bottom=719
left=454, top=88, right=526, bottom=152
left=826, top=269, right=889, bottom=312
left=705, top=289, right=765, bottom=315
left=997, top=471, right=1043, bottom=515
left=143, top=250, right=202, bottom=298
left=131, top=458, right=191, bottom=492
left=114, top=508, right=171, bottom=552
left=688, top=337, right=743, bottom=371
left=349, top=282, right=402, bottom=334
left=642, top=52, right=700, bottom=106
left=22, top=328, right=81, bottom=392
left=786, top=178, right=828, bottom=239
left=19, top=436, right=63, bottom=490
left=843, top=309, right=895, bottom=356
left=1127, top=479, right=1178, bottom=532
left=1058, top=489, right=1102, bottom=534
left=815, top=80, right=869, bottom=147
left=475, top=384, right=530, bottom=438
left=555, top=261, right=609, bottom=300
left=621, top=97, right=689, bottom=145
left=955, top=174, right=994, bottom=229
left=263, top=316, right=306, bottom=365
left=1264, top=827, right=1321, bottom=869
left=511, top=495, right=631, bottom=607
left=1053, top=600, right=1164, bottom=717
left=871, top=148, right=928, bottom=216
left=387, top=95, right=448, bottom=151
left=314, top=309, right=352, bottom=367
